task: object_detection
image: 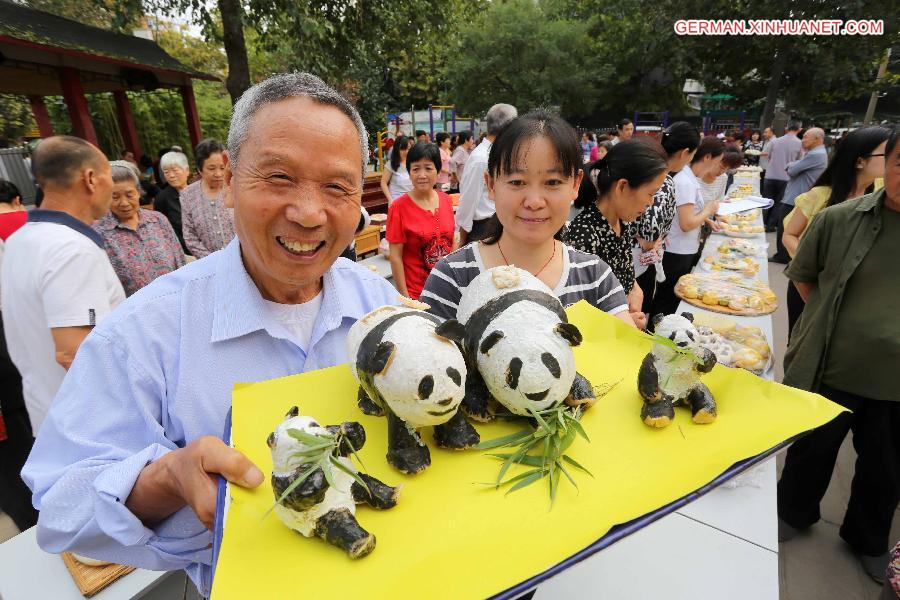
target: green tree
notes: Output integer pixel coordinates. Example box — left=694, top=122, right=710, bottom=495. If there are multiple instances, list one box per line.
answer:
left=0, top=95, right=37, bottom=146
left=447, top=0, right=601, bottom=117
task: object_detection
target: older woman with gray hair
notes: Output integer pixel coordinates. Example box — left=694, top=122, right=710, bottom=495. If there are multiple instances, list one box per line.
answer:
left=93, top=160, right=186, bottom=296
left=153, top=150, right=192, bottom=254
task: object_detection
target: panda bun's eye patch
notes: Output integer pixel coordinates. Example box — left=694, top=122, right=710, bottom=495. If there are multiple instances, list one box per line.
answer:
left=506, top=357, right=523, bottom=389
left=446, top=367, right=462, bottom=386
left=669, top=332, right=677, bottom=341
left=541, top=352, right=561, bottom=379
left=686, top=330, right=695, bottom=342
left=418, top=375, right=434, bottom=400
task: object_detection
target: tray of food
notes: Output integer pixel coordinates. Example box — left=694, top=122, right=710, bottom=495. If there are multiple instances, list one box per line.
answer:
left=675, top=272, right=778, bottom=315
left=370, top=213, right=387, bottom=224
left=716, top=238, right=765, bottom=257
left=692, top=313, right=772, bottom=375
left=724, top=183, right=756, bottom=201
left=700, top=254, right=760, bottom=277
left=720, top=221, right=765, bottom=237
left=718, top=208, right=761, bottom=224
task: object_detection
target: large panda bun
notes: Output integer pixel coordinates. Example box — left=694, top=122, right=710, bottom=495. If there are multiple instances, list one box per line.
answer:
left=456, top=266, right=559, bottom=325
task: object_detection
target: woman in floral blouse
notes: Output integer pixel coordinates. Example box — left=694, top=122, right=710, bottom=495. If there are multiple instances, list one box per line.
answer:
left=180, top=138, right=235, bottom=258
left=94, top=161, right=186, bottom=296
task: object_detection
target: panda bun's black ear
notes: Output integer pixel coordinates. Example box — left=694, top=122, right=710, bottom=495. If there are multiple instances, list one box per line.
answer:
left=285, top=406, right=300, bottom=419
left=652, top=313, right=666, bottom=328
left=680, top=312, right=695, bottom=323
left=366, top=341, right=396, bottom=375
left=555, top=322, right=583, bottom=346
left=435, top=319, right=466, bottom=344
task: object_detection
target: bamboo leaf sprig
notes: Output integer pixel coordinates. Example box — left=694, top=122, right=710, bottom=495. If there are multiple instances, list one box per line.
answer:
left=266, top=427, right=369, bottom=517
left=476, top=403, right=593, bottom=507
left=650, top=333, right=704, bottom=364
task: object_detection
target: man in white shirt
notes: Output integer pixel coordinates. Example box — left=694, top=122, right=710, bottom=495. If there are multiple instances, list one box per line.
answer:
left=611, top=118, right=634, bottom=145
left=1, top=136, right=125, bottom=433
left=455, top=103, right=517, bottom=245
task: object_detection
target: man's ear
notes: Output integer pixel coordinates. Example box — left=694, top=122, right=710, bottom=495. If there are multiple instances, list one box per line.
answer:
left=222, top=151, right=235, bottom=208
left=81, top=166, right=98, bottom=194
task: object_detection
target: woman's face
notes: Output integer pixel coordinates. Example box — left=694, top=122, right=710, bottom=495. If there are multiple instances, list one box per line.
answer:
left=398, top=145, right=410, bottom=162
left=440, top=137, right=451, bottom=150
left=597, top=146, right=608, bottom=160
left=110, top=179, right=141, bottom=222
left=698, top=154, right=724, bottom=179
left=200, top=152, right=226, bottom=189
left=487, top=136, right=583, bottom=246
left=751, top=133, right=760, bottom=142
left=859, top=140, right=887, bottom=182
left=162, top=164, right=188, bottom=189
left=611, top=170, right=668, bottom=222
left=409, top=158, right=439, bottom=193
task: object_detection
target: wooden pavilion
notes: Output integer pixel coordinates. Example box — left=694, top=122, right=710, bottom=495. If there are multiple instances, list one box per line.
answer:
left=0, top=0, right=216, bottom=156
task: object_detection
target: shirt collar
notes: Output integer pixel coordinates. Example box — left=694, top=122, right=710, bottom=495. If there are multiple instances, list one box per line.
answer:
left=210, top=238, right=364, bottom=345
left=97, top=210, right=143, bottom=232
left=855, top=188, right=886, bottom=214
left=28, top=208, right=104, bottom=248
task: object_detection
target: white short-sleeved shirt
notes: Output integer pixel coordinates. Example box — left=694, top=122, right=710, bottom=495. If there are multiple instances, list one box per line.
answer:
left=387, top=163, right=413, bottom=200
left=666, top=164, right=706, bottom=255
left=1, top=210, right=125, bottom=432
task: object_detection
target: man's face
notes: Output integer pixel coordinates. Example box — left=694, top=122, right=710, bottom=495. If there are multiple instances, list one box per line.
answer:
left=226, top=96, right=363, bottom=303
left=620, top=123, right=634, bottom=140
left=764, top=128, right=773, bottom=140
left=417, top=134, right=429, bottom=143
left=801, top=130, right=821, bottom=151
left=88, top=157, right=114, bottom=220
left=884, top=140, right=900, bottom=205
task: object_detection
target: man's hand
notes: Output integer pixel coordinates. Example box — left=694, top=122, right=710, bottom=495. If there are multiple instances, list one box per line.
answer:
left=125, top=436, right=264, bottom=531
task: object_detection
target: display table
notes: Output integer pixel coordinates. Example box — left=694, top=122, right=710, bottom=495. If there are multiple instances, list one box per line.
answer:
left=535, top=171, right=779, bottom=599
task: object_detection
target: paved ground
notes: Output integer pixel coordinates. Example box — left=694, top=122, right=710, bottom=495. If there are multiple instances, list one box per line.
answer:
left=1, top=232, right=896, bottom=599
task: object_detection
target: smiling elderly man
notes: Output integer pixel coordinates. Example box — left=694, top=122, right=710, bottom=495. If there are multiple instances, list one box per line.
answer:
left=22, top=73, right=399, bottom=595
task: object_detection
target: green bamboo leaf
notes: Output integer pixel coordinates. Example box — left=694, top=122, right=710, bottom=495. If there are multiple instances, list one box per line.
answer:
left=287, top=428, right=333, bottom=445
left=330, top=455, right=370, bottom=493
left=342, top=435, right=367, bottom=472
left=562, top=455, right=594, bottom=477
left=567, top=415, right=591, bottom=443
left=265, top=465, right=319, bottom=517
left=527, top=405, right=550, bottom=431
left=498, top=466, right=545, bottom=488
left=475, top=429, right=534, bottom=450
left=490, top=453, right=545, bottom=467
left=320, top=457, right=337, bottom=488
left=549, top=462, right=561, bottom=505
left=650, top=334, right=704, bottom=364
left=558, top=461, right=578, bottom=489
left=505, top=469, right=547, bottom=495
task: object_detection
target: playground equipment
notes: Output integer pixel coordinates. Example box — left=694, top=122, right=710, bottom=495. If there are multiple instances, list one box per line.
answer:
left=379, top=105, right=481, bottom=168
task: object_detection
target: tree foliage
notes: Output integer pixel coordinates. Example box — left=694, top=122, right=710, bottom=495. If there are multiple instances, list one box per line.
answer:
left=447, top=0, right=602, bottom=117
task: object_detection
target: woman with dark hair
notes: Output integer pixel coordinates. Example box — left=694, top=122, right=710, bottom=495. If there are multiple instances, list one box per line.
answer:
left=421, top=110, right=634, bottom=327
left=781, top=125, right=889, bottom=337
left=180, top=138, right=234, bottom=258
left=386, top=142, right=455, bottom=299
left=565, top=138, right=669, bottom=329
left=435, top=132, right=453, bottom=190
left=380, top=135, right=413, bottom=202
left=651, top=136, right=725, bottom=319
left=632, top=122, right=701, bottom=314
left=450, top=130, right=475, bottom=192
left=744, top=130, right=764, bottom=166
left=589, top=140, right=613, bottom=162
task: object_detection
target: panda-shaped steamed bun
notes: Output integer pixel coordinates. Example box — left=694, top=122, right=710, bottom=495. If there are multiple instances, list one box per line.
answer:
left=637, top=312, right=718, bottom=428
left=267, top=407, right=400, bottom=559
left=446, top=266, right=596, bottom=421
left=348, top=302, right=479, bottom=475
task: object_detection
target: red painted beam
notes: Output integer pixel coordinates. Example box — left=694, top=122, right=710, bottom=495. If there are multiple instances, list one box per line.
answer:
left=180, top=83, right=203, bottom=150
left=113, top=90, right=142, bottom=158
left=59, top=67, right=98, bottom=145
left=28, top=96, right=54, bottom=138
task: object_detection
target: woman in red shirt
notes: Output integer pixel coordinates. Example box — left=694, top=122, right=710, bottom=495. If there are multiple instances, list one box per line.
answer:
left=386, top=142, right=456, bottom=299
left=0, top=180, right=27, bottom=241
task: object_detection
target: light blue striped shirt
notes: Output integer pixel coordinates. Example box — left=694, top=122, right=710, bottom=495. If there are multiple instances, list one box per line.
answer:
left=22, top=238, right=399, bottom=595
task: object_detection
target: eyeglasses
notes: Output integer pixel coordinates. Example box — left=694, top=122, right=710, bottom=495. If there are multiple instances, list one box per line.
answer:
left=867, top=153, right=885, bottom=157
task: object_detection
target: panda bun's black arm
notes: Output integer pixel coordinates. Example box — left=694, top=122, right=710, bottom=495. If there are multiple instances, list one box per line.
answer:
left=351, top=473, right=401, bottom=509
left=272, top=465, right=328, bottom=511
left=385, top=411, right=431, bottom=474
left=314, top=508, right=375, bottom=559
left=460, top=367, right=494, bottom=422
left=637, top=353, right=662, bottom=402
left=565, top=372, right=597, bottom=409
left=357, top=385, right=385, bottom=417
left=695, top=347, right=717, bottom=374
left=433, top=409, right=480, bottom=449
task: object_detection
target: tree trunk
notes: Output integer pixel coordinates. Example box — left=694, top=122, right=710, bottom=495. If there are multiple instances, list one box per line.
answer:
left=760, top=47, right=787, bottom=130
left=217, top=0, right=251, bottom=105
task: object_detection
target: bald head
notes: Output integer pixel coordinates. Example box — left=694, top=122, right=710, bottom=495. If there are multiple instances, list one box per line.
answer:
left=802, top=127, right=825, bottom=151
left=32, top=136, right=107, bottom=190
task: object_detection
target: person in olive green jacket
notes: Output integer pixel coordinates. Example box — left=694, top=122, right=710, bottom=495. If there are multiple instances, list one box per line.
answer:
left=776, top=127, right=900, bottom=585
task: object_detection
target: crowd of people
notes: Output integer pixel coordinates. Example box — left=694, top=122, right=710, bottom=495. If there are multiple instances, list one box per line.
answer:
left=0, top=71, right=896, bottom=596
